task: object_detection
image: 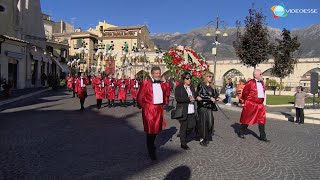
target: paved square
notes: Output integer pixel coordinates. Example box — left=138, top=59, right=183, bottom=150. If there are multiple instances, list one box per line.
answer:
left=0, top=88, right=319, bottom=179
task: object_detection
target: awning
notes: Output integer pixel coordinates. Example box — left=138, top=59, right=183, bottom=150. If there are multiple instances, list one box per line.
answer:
left=52, top=58, right=69, bottom=73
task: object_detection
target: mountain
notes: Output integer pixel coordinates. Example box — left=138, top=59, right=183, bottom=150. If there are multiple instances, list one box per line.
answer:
left=151, top=24, right=320, bottom=60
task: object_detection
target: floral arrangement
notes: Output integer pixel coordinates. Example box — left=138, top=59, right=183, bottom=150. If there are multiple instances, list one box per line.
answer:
left=163, top=46, right=210, bottom=84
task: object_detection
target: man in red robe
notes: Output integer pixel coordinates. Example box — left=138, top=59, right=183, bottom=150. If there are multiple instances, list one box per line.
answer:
left=91, top=74, right=96, bottom=93
left=92, top=73, right=106, bottom=109
left=66, top=73, right=74, bottom=92
left=72, top=74, right=79, bottom=98
left=105, top=74, right=116, bottom=108
left=137, top=66, right=170, bottom=160
left=76, top=72, right=89, bottom=110
left=130, top=76, right=140, bottom=107
left=239, top=69, right=269, bottom=142
left=117, top=75, right=128, bottom=107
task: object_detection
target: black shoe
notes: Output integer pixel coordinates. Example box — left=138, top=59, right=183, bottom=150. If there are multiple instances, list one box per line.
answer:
left=181, top=144, right=190, bottom=150
left=148, top=147, right=157, bottom=160
left=200, top=141, right=207, bottom=147
left=258, top=137, right=270, bottom=142
left=238, top=133, right=245, bottom=139
left=177, top=133, right=180, bottom=137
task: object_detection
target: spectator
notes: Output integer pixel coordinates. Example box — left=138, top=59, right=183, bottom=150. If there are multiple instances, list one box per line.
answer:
left=294, top=86, right=311, bottom=125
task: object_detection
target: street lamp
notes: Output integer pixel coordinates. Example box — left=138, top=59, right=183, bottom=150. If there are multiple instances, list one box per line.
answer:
left=206, top=16, right=228, bottom=85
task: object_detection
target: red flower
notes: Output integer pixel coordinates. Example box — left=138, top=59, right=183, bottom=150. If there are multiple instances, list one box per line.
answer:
left=192, top=70, right=197, bottom=76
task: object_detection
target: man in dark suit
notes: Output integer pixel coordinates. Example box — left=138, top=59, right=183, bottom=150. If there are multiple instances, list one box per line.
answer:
left=174, top=72, right=197, bottom=150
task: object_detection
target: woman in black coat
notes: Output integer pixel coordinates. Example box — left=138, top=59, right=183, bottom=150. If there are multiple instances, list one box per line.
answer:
left=174, top=72, right=197, bottom=150
left=196, top=71, right=222, bottom=146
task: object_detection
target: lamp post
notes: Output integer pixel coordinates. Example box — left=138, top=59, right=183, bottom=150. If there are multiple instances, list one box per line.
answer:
left=206, top=16, right=228, bottom=85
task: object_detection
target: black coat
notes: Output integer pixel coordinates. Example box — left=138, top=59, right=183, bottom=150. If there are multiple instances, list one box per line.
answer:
left=174, top=84, right=196, bottom=121
left=197, top=83, right=219, bottom=109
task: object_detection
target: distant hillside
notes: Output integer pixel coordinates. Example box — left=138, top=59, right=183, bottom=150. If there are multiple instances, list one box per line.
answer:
left=151, top=24, right=320, bottom=60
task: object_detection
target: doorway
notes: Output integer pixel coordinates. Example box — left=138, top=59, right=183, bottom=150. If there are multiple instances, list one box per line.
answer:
left=8, top=59, right=18, bottom=89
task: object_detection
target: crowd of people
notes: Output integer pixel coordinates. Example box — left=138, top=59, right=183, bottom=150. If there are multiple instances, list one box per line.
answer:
left=65, top=72, right=171, bottom=110
left=65, top=68, right=271, bottom=161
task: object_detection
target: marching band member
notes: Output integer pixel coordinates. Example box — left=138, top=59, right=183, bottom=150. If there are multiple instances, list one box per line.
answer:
left=92, top=73, right=106, bottom=109
left=105, top=74, right=116, bottom=108
left=66, top=73, right=74, bottom=94
left=117, top=75, right=129, bottom=107
left=130, top=76, right=140, bottom=107
left=76, top=72, right=89, bottom=110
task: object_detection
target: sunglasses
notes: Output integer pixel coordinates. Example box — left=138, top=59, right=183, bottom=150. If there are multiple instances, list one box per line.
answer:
left=185, top=77, right=191, bottom=80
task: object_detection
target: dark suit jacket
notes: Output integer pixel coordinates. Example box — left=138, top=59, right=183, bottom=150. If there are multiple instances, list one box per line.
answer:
left=174, top=84, right=196, bottom=121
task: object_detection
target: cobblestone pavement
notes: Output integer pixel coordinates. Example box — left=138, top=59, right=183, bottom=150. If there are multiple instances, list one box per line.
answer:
left=0, top=87, right=320, bottom=179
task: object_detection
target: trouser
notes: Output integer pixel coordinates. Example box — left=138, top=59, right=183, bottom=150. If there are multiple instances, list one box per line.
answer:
left=227, top=94, right=232, bottom=104
left=80, top=99, right=85, bottom=109
left=120, top=100, right=127, bottom=107
left=240, top=124, right=266, bottom=139
left=97, top=99, right=102, bottom=109
left=198, top=108, right=214, bottom=141
left=133, top=99, right=136, bottom=106
left=73, top=91, right=76, bottom=97
left=296, top=108, right=304, bottom=124
left=146, top=134, right=157, bottom=156
left=179, top=114, right=195, bottom=145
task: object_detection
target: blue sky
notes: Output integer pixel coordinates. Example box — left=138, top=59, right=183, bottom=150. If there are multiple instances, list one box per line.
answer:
left=41, top=0, right=320, bottom=33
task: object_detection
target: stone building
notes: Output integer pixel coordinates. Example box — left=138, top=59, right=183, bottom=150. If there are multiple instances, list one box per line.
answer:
left=0, top=0, right=70, bottom=89
left=54, top=21, right=164, bottom=78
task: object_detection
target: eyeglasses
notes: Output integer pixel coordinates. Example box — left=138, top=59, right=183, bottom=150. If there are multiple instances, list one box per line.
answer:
left=185, top=78, right=191, bottom=80
left=207, top=76, right=213, bottom=78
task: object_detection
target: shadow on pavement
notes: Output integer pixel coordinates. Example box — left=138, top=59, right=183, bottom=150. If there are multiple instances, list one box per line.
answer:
left=230, top=123, right=260, bottom=139
left=0, top=92, right=180, bottom=179
left=163, top=165, right=191, bottom=180
left=0, top=89, right=70, bottom=112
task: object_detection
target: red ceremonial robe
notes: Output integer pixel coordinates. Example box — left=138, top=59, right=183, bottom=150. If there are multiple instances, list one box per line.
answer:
left=73, top=78, right=78, bottom=93
left=163, top=81, right=171, bottom=105
left=91, top=76, right=96, bottom=90
left=137, top=80, right=170, bottom=134
left=105, top=78, right=116, bottom=100
left=130, top=79, right=140, bottom=99
left=66, top=76, right=74, bottom=90
left=76, top=77, right=89, bottom=100
left=240, top=79, right=266, bottom=125
left=92, top=78, right=106, bottom=99
left=117, top=79, right=128, bottom=100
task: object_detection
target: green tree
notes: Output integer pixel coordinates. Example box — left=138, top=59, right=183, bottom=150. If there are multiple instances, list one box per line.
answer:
left=271, top=28, right=300, bottom=95
left=233, top=8, right=271, bottom=69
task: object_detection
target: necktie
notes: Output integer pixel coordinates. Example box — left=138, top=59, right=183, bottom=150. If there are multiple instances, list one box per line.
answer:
left=153, top=80, right=161, bottom=84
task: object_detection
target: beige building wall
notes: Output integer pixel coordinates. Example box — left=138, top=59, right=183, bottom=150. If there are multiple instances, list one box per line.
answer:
left=20, top=0, right=46, bottom=48
left=213, top=58, right=320, bottom=88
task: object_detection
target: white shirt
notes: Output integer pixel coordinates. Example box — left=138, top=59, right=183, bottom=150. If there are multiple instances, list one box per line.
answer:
left=152, top=78, right=163, bottom=104
left=255, top=79, right=264, bottom=98
left=185, top=86, right=195, bottom=114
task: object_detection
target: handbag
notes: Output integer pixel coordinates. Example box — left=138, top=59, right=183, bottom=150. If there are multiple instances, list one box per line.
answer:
left=171, top=107, right=183, bottom=119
